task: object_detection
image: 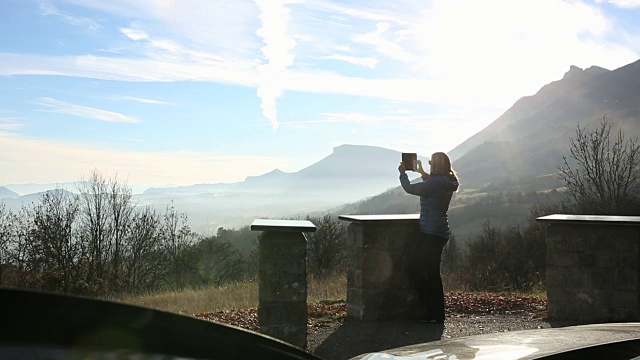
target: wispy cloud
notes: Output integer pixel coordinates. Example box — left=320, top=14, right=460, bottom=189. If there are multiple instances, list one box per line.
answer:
left=120, top=27, right=149, bottom=41
left=596, top=0, right=640, bottom=8
left=39, top=1, right=102, bottom=31
left=323, top=54, right=378, bottom=68
left=304, top=0, right=409, bottom=24
left=352, top=22, right=417, bottom=63
left=35, top=97, right=142, bottom=123
left=255, top=0, right=300, bottom=130
left=0, top=117, right=22, bottom=131
left=121, top=96, right=173, bottom=105
left=118, top=27, right=237, bottom=63
left=0, top=52, right=259, bottom=85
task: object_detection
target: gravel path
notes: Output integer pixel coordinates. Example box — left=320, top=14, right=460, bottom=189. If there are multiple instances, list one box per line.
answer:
left=195, top=294, right=552, bottom=359
left=308, top=313, right=553, bottom=360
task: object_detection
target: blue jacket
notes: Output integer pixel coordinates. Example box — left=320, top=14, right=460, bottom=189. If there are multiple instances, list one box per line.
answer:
left=399, top=172, right=459, bottom=239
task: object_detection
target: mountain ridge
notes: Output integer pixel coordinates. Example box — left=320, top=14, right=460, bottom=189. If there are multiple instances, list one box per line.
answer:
left=450, top=58, right=640, bottom=187
left=0, top=187, right=19, bottom=199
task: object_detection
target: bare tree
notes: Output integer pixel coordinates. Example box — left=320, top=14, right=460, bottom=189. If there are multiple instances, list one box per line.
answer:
left=0, top=203, right=17, bottom=286
left=306, top=214, right=347, bottom=277
left=558, top=117, right=640, bottom=214
left=161, top=202, right=198, bottom=290
left=7, top=205, right=41, bottom=289
left=107, top=176, right=134, bottom=292
left=76, top=170, right=136, bottom=294
left=190, top=236, right=246, bottom=286
left=123, top=206, right=167, bottom=293
left=77, top=170, right=111, bottom=292
left=29, top=189, right=79, bottom=292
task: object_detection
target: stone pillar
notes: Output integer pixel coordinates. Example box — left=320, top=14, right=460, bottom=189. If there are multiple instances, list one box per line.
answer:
left=338, top=214, right=421, bottom=321
left=250, top=219, right=316, bottom=349
left=537, top=214, right=640, bottom=323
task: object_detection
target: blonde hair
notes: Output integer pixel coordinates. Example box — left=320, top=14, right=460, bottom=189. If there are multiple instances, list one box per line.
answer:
left=430, top=152, right=455, bottom=176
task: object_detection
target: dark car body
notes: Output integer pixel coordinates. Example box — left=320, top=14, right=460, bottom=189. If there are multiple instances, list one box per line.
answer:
left=0, top=288, right=323, bottom=360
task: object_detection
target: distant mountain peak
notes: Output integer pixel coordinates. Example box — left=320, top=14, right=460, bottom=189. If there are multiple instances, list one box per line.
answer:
left=332, top=144, right=386, bottom=155
left=562, top=64, right=609, bottom=81
left=585, top=65, right=609, bottom=75
left=244, top=168, right=289, bottom=182
left=563, top=65, right=584, bottom=79
left=333, top=144, right=360, bottom=153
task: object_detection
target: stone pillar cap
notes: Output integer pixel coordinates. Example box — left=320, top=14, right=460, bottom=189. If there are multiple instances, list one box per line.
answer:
left=537, top=214, right=640, bottom=226
left=250, top=219, right=317, bottom=232
left=338, top=214, right=419, bottom=223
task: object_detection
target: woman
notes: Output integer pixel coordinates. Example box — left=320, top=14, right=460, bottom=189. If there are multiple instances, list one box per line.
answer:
left=398, top=152, right=459, bottom=323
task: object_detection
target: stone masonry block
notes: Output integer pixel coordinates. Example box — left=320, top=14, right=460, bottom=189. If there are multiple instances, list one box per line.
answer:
left=564, top=268, right=588, bottom=289
left=595, top=250, right=616, bottom=269
left=611, top=290, right=637, bottom=311
left=619, top=252, right=638, bottom=268
left=258, top=300, right=307, bottom=348
left=579, top=253, right=596, bottom=267
left=362, top=249, right=395, bottom=290
left=588, top=270, right=614, bottom=290
left=613, top=268, right=638, bottom=291
left=347, top=223, right=364, bottom=250
left=592, top=289, right=613, bottom=309
left=259, top=279, right=307, bottom=302
left=614, top=235, right=636, bottom=252
left=547, top=250, right=580, bottom=268
left=259, top=301, right=307, bottom=325
left=347, top=303, right=364, bottom=320
left=545, top=270, right=564, bottom=289
left=347, top=288, right=363, bottom=308
left=347, top=267, right=362, bottom=290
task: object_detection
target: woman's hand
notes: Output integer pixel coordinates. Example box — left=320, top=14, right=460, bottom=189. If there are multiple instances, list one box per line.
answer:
left=416, top=160, right=428, bottom=179
left=398, top=162, right=406, bottom=174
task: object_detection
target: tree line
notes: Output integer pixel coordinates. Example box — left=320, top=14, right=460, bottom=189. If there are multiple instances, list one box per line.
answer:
left=0, top=169, right=348, bottom=297
left=0, top=171, right=252, bottom=296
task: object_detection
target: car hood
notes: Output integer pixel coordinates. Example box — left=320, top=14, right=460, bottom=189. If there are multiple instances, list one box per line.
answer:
left=350, top=323, right=640, bottom=360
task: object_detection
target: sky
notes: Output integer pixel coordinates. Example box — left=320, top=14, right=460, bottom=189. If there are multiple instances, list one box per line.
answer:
left=1, top=0, right=639, bottom=191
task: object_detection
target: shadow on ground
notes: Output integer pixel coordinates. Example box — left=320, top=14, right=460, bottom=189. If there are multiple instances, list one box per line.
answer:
left=314, top=319, right=444, bottom=360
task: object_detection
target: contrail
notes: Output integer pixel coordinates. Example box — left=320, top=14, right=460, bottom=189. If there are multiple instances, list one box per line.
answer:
left=255, top=0, right=298, bottom=130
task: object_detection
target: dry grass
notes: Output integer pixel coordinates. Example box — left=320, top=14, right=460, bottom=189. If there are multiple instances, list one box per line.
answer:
left=307, top=274, right=347, bottom=303
left=120, top=274, right=347, bottom=315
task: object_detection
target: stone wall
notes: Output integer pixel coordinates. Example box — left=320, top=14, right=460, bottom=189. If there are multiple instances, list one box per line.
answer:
left=538, top=215, right=640, bottom=323
left=340, top=214, right=423, bottom=321
left=251, top=219, right=316, bottom=349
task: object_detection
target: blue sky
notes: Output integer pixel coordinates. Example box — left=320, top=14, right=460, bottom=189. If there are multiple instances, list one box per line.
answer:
left=1, top=0, right=639, bottom=189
